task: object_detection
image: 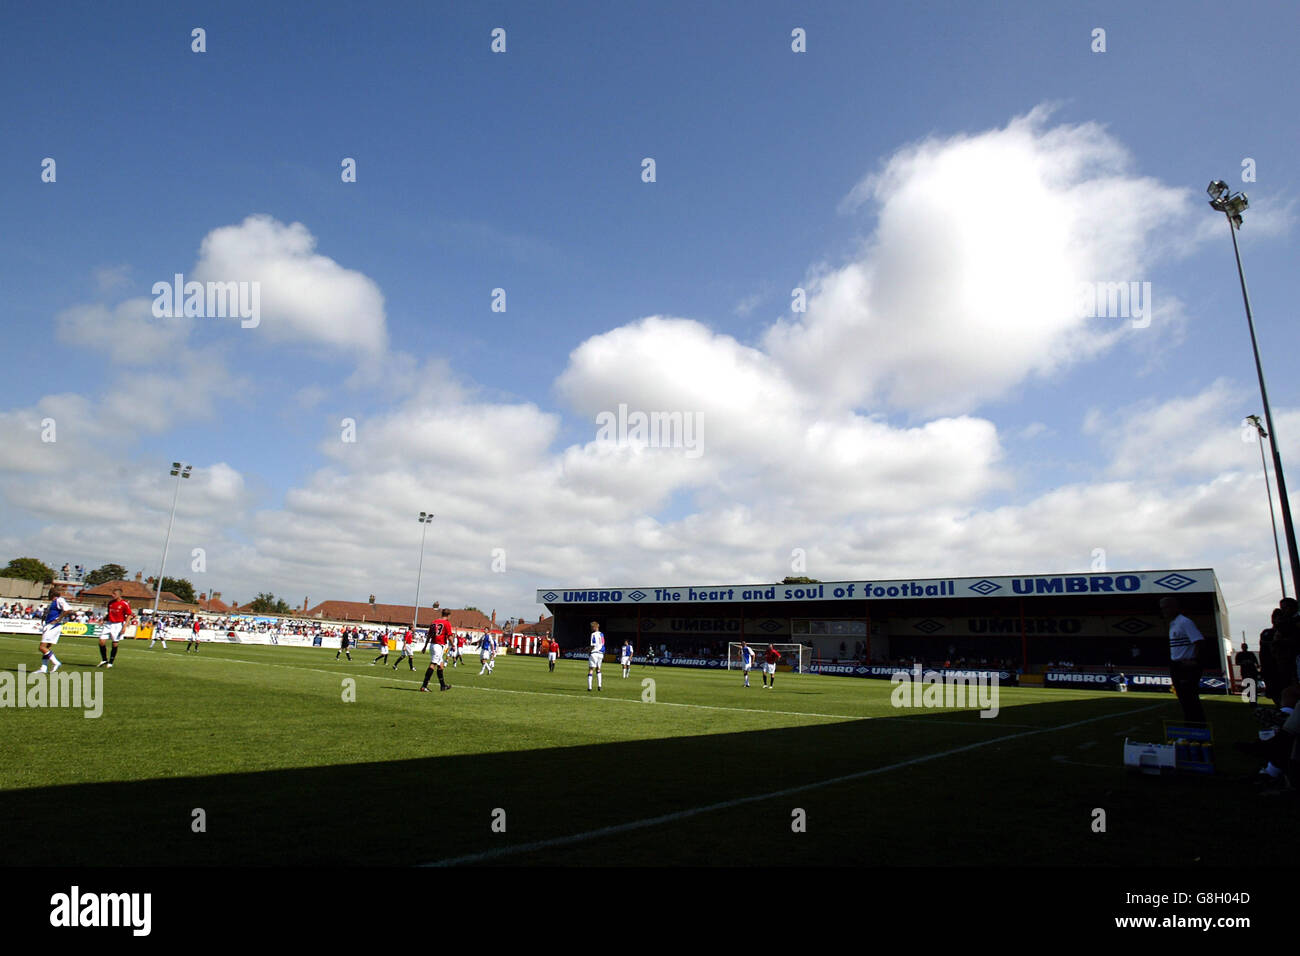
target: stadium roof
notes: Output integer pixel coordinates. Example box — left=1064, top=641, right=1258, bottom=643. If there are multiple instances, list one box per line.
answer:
left=537, top=569, right=1223, bottom=607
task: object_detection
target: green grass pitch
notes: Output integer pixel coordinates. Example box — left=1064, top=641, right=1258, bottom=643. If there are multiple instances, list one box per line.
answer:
left=1, top=632, right=1294, bottom=866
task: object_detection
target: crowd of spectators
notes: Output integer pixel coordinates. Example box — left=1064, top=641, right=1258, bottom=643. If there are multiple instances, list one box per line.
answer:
left=0, top=602, right=499, bottom=645
left=1, top=602, right=43, bottom=619
left=1233, top=595, right=1300, bottom=794
left=1, top=601, right=102, bottom=623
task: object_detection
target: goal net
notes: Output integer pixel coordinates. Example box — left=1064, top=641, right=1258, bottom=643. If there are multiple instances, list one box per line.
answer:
left=728, top=642, right=810, bottom=673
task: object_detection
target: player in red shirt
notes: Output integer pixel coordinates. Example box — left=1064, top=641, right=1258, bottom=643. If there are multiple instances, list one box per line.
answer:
left=762, top=643, right=782, bottom=690
left=98, top=587, right=134, bottom=668
left=186, top=616, right=202, bottom=654
left=419, top=615, right=454, bottom=692
left=393, top=628, right=417, bottom=671
left=370, top=630, right=390, bottom=665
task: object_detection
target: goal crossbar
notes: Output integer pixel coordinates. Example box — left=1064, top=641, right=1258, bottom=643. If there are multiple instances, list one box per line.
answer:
left=727, top=642, right=809, bottom=673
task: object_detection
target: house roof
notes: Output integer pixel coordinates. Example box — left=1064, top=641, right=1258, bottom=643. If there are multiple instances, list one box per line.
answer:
left=197, top=594, right=232, bottom=613
left=302, top=600, right=498, bottom=631
left=514, top=615, right=553, bottom=635
left=78, top=579, right=185, bottom=605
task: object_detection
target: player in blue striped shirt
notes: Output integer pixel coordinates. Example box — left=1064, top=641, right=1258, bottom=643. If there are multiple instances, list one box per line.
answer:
left=739, top=641, right=755, bottom=688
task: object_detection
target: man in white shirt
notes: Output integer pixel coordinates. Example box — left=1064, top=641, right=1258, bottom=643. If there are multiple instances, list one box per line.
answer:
left=587, top=621, right=605, bottom=692
left=1160, top=596, right=1206, bottom=723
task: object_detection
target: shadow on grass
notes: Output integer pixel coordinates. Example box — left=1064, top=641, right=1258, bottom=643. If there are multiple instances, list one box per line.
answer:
left=0, top=694, right=1291, bottom=866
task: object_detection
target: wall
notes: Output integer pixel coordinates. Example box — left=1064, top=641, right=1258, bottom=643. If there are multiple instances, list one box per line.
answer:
left=0, top=577, right=47, bottom=600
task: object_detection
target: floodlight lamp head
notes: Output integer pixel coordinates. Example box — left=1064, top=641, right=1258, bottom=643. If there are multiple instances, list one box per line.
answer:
left=1207, top=180, right=1229, bottom=201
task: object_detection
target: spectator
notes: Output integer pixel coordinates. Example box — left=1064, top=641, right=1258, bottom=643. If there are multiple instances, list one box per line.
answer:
left=1276, top=598, right=1300, bottom=692
left=1236, top=642, right=1260, bottom=701
left=1262, top=610, right=1284, bottom=704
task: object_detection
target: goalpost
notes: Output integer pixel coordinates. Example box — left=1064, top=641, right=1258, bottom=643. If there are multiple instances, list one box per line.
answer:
left=727, top=642, right=810, bottom=674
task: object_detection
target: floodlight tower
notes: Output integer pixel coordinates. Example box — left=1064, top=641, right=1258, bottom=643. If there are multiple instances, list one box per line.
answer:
left=151, top=462, right=193, bottom=622
left=1208, top=179, right=1299, bottom=596
left=413, top=512, right=435, bottom=631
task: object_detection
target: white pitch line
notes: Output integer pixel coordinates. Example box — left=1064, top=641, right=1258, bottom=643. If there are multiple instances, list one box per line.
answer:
left=420, top=700, right=1166, bottom=867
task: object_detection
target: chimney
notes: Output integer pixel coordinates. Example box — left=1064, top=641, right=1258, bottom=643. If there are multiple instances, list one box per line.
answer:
left=539, top=614, right=544, bottom=623
left=135, top=571, right=142, bottom=583
left=491, top=609, right=496, bottom=624
left=302, top=596, right=308, bottom=611
left=213, top=591, right=221, bottom=601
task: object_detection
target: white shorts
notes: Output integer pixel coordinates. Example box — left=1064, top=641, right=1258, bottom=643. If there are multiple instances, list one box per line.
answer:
left=480, top=651, right=492, bottom=662
left=41, top=623, right=62, bottom=644
left=588, top=652, right=604, bottom=668
left=763, top=662, right=776, bottom=675
left=548, top=652, right=557, bottom=662
left=431, top=644, right=446, bottom=665
left=743, top=662, right=752, bottom=672
left=620, top=656, right=631, bottom=666
left=104, top=622, right=124, bottom=642
left=399, top=645, right=413, bottom=657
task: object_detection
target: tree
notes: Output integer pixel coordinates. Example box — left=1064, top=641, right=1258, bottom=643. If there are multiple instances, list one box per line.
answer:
left=160, top=577, right=197, bottom=604
left=84, top=563, right=128, bottom=587
left=246, top=592, right=293, bottom=615
left=2, top=557, right=55, bottom=585
left=246, top=592, right=280, bottom=614
left=463, top=606, right=482, bottom=614
left=781, top=576, right=821, bottom=585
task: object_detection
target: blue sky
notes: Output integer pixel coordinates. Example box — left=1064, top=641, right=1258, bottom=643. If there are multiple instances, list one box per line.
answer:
left=2, top=0, right=1298, bottom=632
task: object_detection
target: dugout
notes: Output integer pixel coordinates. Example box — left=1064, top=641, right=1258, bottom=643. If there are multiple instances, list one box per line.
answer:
left=537, top=569, right=1231, bottom=677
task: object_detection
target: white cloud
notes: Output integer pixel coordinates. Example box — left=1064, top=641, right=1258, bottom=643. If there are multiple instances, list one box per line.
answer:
left=1090, top=379, right=1255, bottom=480
left=55, top=297, right=191, bottom=365
left=771, top=107, right=1194, bottom=415
left=193, top=214, right=388, bottom=356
